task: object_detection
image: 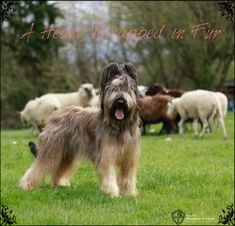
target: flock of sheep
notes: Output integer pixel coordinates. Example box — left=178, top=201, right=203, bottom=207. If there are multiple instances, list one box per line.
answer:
left=138, top=83, right=227, bottom=139
left=20, top=82, right=228, bottom=139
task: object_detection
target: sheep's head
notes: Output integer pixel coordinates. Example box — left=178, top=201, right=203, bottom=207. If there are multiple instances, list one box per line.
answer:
left=20, top=111, right=29, bottom=126
left=78, top=83, right=96, bottom=101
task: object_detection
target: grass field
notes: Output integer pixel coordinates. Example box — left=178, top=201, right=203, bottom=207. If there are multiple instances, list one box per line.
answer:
left=1, top=113, right=234, bottom=225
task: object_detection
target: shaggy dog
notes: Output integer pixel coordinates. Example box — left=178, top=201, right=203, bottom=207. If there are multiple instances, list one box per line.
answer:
left=19, top=62, right=140, bottom=198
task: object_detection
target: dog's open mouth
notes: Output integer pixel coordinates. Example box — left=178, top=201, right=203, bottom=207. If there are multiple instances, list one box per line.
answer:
left=112, top=97, right=128, bottom=121
left=115, top=108, right=125, bottom=120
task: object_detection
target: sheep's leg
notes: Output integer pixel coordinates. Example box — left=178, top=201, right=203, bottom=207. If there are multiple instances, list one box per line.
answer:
left=35, top=125, right=41, bottom=135
left=192, top=119, right=198, bottom=137
left=198, top=119, right=203, bottom=131
left=29, top=126, right=34, bottom=136
left=143, top=123, right=146, bottom=135
left=146, top=124, right=151, bottom=134
left=165, top=118, right=177, bottom=134
left=217, top=116, right=227, bottom=140
left=207, top=108, right=217, bottom=133
left=178, top=118, right=185, bottom=135
left=199, top=119, right=208, bottom=139
left=183, top=122, right=188, bottom=133
left=158, top=122, right=166, bottom=135
left=29, top=122, right=38, bottom=136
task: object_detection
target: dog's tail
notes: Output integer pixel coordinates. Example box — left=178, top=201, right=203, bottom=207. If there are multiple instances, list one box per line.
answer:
left=28, top=141, right=37, bottom=158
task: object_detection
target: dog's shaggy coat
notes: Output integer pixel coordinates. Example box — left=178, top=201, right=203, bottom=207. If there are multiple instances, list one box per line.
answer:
left=19, top=62, right=140, bottom=197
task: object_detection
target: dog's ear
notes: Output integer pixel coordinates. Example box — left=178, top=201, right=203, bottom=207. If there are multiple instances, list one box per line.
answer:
left=100, top=62, right=120, bottom=92
left=124, top=63, right=137, bottom=82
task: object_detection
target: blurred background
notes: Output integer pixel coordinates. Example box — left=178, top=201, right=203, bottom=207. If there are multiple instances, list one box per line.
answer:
left=1, top=1, right=234, bottom=129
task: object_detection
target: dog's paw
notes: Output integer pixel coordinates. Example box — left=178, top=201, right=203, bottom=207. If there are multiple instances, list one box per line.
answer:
left=101, top=184, right=119, bottom=198
left=19, top=180, right=34, bottom=190
left=54, top=178, right=71, bottom=187
left=128, top=189, right=138, bottom=197
left=121, top=187, right=138, bottom=197
left=109, top=190, right=120, bottom=198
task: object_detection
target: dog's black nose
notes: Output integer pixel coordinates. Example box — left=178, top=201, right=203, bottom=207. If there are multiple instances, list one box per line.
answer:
left=117, top=99, right=124, bottom=104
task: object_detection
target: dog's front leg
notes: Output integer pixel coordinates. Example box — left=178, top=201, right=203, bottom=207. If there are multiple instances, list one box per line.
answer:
left=119, top=168, right=137, bottom=196
left=119, top=161, right=138, bottom=196
left=118, top=145, right=139, bottom=196
left=98, top=163, right=119, bottom=198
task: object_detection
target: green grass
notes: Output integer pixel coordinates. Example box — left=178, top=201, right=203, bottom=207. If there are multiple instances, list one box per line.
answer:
left=1, top=113, right=234, bottom=225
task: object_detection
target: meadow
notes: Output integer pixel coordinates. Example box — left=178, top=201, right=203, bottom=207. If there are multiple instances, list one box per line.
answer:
left=1, top=113, right=234, bottom=225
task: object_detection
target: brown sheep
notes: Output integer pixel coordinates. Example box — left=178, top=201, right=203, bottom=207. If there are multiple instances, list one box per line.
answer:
left=139, top=94, right=177, bottom=135
left=146, top=83, right=184, bottom=97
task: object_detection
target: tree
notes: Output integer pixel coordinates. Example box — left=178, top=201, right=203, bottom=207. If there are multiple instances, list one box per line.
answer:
left=1, top=1, right=63, bottom=128
left=109, top=1, right=234, bottom=89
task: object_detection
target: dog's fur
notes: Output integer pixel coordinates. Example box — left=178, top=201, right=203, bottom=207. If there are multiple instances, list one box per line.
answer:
left=19, top=62, right=140, bottom=198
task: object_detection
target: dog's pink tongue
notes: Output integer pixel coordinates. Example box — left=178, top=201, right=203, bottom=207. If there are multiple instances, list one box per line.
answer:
left=115, top=109, right=124, bottom=120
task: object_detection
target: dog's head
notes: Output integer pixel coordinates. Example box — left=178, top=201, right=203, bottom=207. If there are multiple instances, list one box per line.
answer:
left=100, top=62, right=139, bottom=129
left=79, top=83, right=96, bottom=100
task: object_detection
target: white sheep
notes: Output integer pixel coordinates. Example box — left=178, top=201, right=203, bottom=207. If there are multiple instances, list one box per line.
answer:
left=167, top=89, right=227, bottom=139
left=35, top=96, right=61, bottom=129
left=20, top=98, right=41, bottom=134
left=41, top=83, right=96, bottom=108
left=20, top=96, right=61, bottom=135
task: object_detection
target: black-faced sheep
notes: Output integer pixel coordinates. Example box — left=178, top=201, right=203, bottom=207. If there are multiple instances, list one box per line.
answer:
left=146, top=83, right=184, bottom=97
